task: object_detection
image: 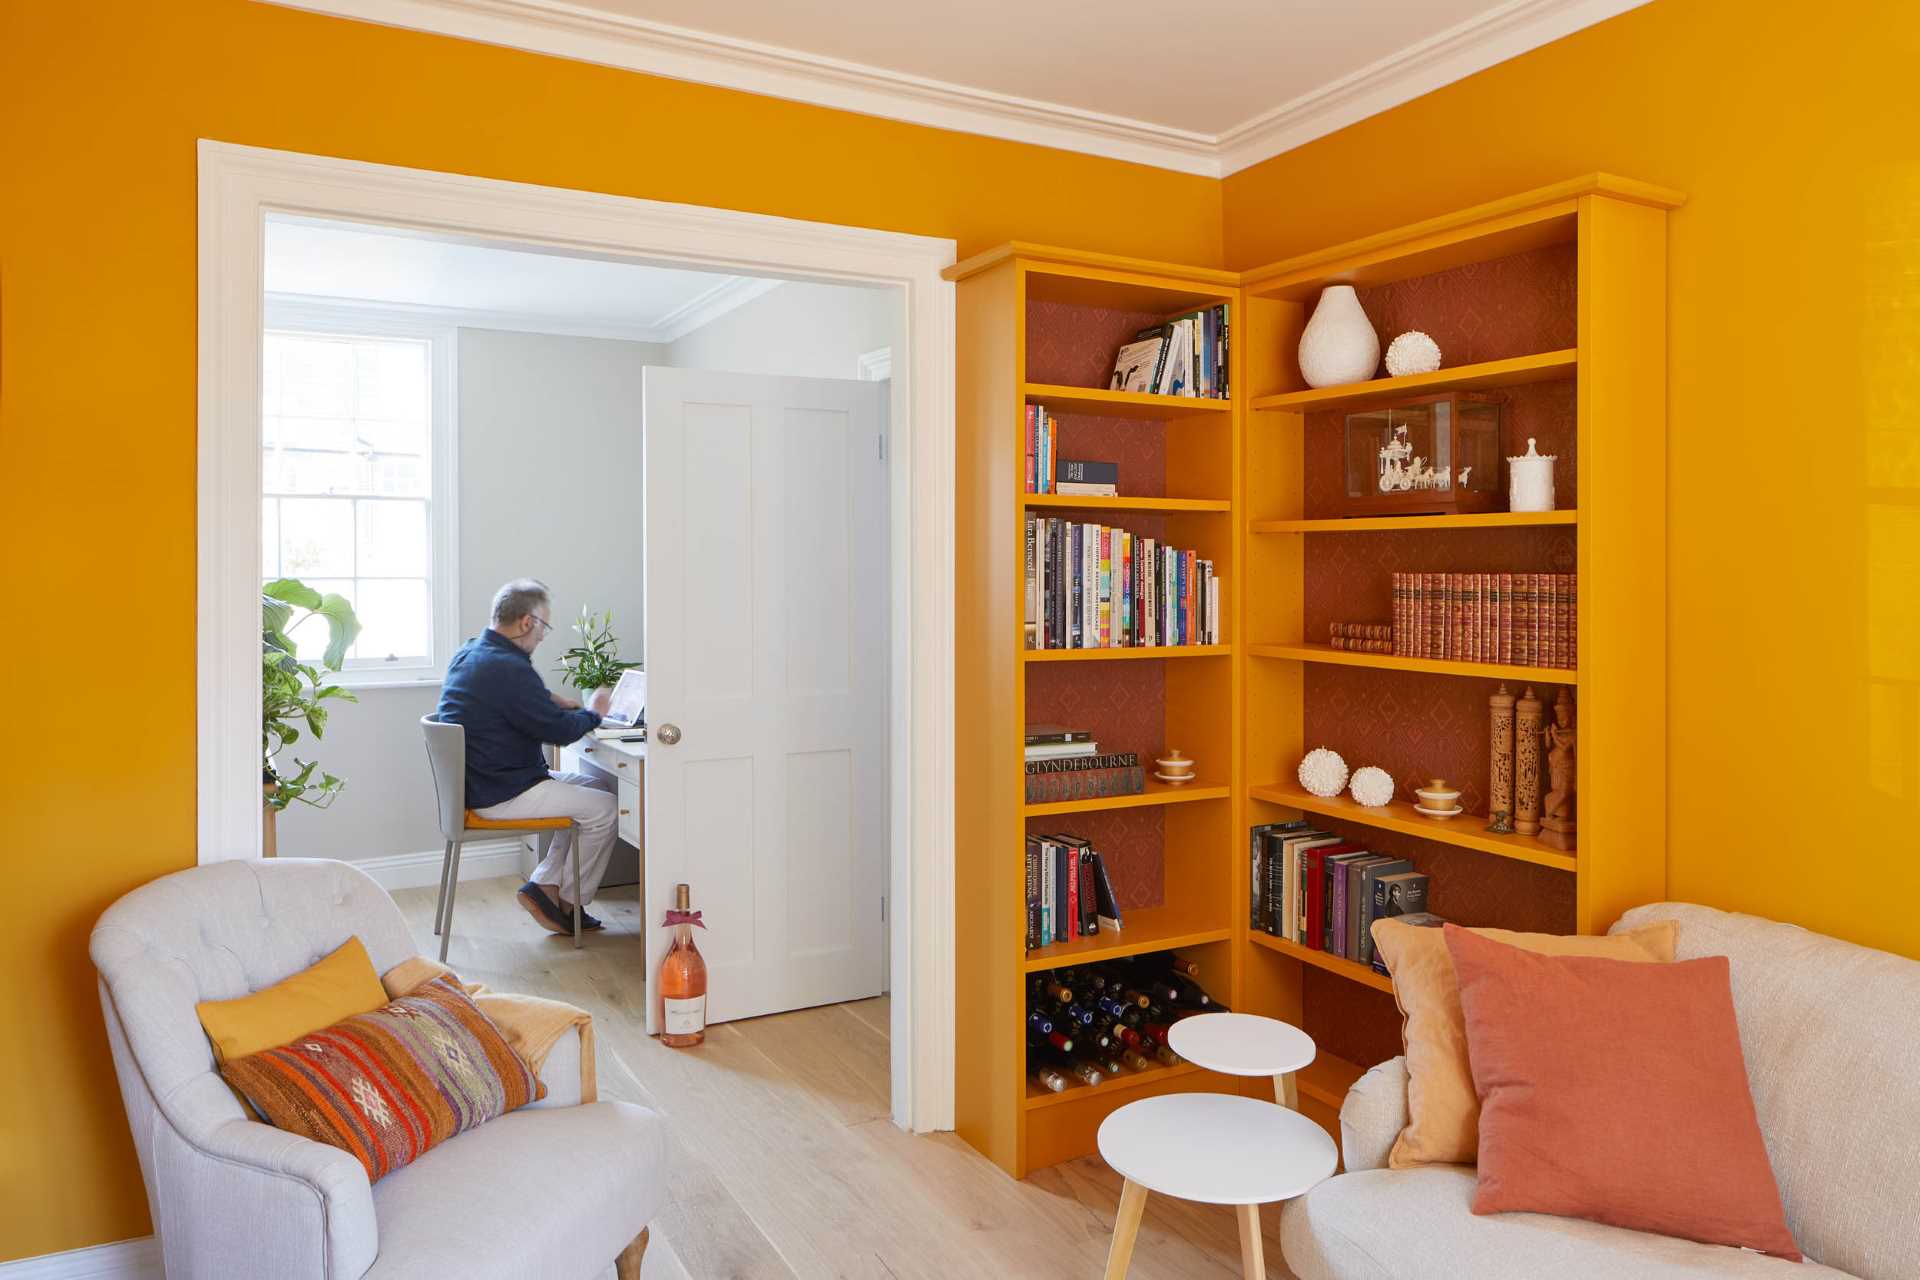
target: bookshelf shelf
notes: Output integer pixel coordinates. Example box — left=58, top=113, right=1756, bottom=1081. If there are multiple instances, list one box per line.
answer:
left=1023, top=644, right=1230, bottom=663
left=1249, top=641, right=1574, bottom=685
left=1020, top=903, right=1231, bottom=972
left=1022, top=778, right=1229, bottom=817
left=1249, top=783, right=1578, bottom=872
left=1023, top=382, right=1232, bottom=421
left=1250, top=511, right=1577, bottom=535
left=1025, top=494, right=1232, bottom=513
left=1025, top=1060, right=1202, bottom=1109
left=1248, top=931, right=1395, bottom=994
left=1295, top=1051, right=1366, bottom=1112
left=1250, top=349, right=1577, bottom=413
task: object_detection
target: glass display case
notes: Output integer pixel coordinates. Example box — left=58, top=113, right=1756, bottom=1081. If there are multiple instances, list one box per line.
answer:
left=1339, top=391, right=1504, bottom=516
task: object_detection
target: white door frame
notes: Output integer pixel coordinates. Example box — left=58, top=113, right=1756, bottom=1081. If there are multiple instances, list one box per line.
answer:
left=197, top=140, right=955, bottom=1133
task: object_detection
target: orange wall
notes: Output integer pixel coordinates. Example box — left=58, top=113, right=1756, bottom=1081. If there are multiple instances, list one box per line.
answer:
left=1224, top=0, right=1920, bottom=955
left=0, top=0, right=1219, bottom=1261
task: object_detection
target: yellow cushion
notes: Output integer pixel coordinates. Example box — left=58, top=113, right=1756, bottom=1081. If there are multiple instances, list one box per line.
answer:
left=1370, top=918, right=1678, bottom=1169
left=196, top=936, right=389, bottom=1064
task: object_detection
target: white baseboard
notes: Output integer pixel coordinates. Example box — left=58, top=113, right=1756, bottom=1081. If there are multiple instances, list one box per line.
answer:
left=0, top=1238, right=160, bottom=1279
left=349, top=838, right=532, bottom=891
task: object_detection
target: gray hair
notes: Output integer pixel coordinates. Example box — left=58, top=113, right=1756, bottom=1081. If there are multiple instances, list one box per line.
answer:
left=490, top=578, right=552, bottom=627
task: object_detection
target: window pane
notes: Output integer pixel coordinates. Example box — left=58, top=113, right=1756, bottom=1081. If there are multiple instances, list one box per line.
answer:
left=352, top=578, right=429, bottom=663
left=279, top=498, right=355, bottom=577
left=354, top=417, right=428, bottom=456
left=272, top=415, right=356, bottom=453
left=357, top=500, right=428, bottom=577
left=262, top=498, right=280, bottom=577
left=355, top=340, right=428, bottom=424
left=272, top=449, right=365, bottom=496
left=370, top=453, right=428, bottom=497
left=275, top=336, right=354, bottom=418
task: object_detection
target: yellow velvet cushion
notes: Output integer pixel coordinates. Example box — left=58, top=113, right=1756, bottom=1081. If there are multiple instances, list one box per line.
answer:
left=1370, top=917, right=1678, bottom=1169
left=196, top=936, right=389, bottom=1064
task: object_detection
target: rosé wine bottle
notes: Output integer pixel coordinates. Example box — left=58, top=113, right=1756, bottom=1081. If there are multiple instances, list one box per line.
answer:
left=659, top=883, right=707, bottom=1047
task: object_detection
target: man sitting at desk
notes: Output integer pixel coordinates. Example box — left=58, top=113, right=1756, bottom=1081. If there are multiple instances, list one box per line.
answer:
left=438, top=578, right=618, bottom=935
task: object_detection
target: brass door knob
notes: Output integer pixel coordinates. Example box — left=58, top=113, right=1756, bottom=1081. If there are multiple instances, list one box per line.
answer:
left=655, top=723, right=682, bottom=745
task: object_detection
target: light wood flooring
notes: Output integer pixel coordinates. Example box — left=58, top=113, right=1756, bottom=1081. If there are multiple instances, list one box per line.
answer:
left=400, top=876, right=1297, bottom=1280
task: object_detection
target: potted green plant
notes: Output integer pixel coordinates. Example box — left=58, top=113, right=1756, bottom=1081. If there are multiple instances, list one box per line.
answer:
left=262, top=578, right=362, bottom=855
left=557, top=608, right=641, bottom=694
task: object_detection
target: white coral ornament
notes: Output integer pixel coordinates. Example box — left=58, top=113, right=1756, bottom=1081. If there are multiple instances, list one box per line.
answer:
left=1384, top=330, right=1442, bottom=377
left=1349, top=765, right=1394, bottom=808
left=1297, top=747, right=1349, bottom=798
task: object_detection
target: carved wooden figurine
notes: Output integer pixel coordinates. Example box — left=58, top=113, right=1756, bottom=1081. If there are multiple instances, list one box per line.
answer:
left=1540, top=688, right=1577, bottom=851
left=1514, top=685, right=1544, bottom=836
left=1487, top=683, right=1515, bottom=834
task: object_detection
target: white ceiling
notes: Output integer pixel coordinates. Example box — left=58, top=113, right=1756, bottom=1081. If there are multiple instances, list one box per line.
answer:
left=272, top=0, right=1650, bottom=175
left=262, top=217, right=784, bottom=342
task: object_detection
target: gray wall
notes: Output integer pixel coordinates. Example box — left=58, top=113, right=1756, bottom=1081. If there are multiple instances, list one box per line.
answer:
left=279, top=328, right=661, bottom=862
left=668, top=280, right=894, bottom=379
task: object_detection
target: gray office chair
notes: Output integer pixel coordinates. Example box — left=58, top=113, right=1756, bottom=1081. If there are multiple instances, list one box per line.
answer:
left=420, top=714, right=582, bottom=960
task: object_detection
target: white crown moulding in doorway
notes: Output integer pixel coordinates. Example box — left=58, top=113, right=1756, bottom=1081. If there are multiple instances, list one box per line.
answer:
left=265, top=0, right=1653, bottom=178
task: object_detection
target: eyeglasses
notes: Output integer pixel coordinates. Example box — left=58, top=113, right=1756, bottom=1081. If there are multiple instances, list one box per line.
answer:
left=529, top=614, right=554, bottom=633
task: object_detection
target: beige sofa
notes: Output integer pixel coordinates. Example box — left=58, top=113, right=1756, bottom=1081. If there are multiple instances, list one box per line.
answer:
left=1281, top=903, right=1920, bottom=1279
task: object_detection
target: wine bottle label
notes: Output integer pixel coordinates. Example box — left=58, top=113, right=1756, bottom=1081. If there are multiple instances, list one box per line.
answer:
left=664, top=995, right=707, bottom=1035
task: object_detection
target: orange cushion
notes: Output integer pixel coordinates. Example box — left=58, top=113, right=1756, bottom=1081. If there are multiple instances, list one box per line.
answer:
left=464, top=810, right=571, bottom=830
left=195, top=937, right=388, bottom=1064
left=1370, top=916, right=1677, bottom=1168
left=1446, top=925, right=1799, bottom=1259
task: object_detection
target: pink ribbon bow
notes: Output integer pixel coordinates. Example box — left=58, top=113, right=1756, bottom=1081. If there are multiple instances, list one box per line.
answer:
left=664, top=909, right=705, bottom=928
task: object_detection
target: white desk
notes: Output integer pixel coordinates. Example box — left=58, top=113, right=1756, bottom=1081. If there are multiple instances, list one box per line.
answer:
left=558, top=736, right=646, bottom=854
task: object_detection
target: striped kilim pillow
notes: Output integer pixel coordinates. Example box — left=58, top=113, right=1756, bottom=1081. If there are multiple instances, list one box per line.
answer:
left=219, top=973, right=545, bottom=1181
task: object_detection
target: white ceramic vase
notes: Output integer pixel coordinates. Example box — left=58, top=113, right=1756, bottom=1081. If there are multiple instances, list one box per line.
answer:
left=1298, top=285, right=1381, bottom=388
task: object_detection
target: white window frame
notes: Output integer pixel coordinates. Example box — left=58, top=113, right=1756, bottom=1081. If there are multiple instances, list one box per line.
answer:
left=262, top=295, right=459, bottom=687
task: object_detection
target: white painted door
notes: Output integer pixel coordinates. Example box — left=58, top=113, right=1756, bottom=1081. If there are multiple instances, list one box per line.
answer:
left=642, top=367, right=889, bottom=1033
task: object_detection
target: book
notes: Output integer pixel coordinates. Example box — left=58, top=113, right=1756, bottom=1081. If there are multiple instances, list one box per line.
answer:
left=1026, top=724, right=1094, bottom=745
left=1110, top=336, right=1164, bottom=393
left=1040, top=839, right=1054, bottom=945
left=1249, top=820, right=1309, bottom=931
left=1282, top=834, right=1340, bottom=942
left=1324, top=850, right=1373, bottom=955
left=1065, top=841, right=1079, bottom=938
left=1024, top=765, right=1145, bottom=804
left=1055, top=482, right=1118, bottom=496
left=1024, top=837, right=1042, bottom=951
left=1058, top=459, right=1118, bottom=486
left=1303, top=841, right=1358, bottom=951
left=1024, top=741, right=1098, bottom=761
left=1077, top=851, right=1097, bottom=936
left=1374, top=871, right=1431, bottom=923
left=1090, top=848, right=1123, bottom=931
left=1024, top=751, right=1140, bottom=774
left=1343, top=854, right=1400, bottom=960
left=1355, top=857, right=1414, bottom=966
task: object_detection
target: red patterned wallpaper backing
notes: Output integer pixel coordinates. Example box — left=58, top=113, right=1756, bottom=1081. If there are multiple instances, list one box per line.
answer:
left=1026, top=660, right=1167, bottom=908
left=1025, top=301, right=1162, bottom=388
left=1356, top=243, right=1576, bottom=367
left=1295, top=243, right=1581, bottom=1069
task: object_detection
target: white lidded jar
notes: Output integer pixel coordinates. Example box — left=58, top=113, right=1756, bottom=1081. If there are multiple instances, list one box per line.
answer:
left=1507, top=437, right=1558, bottom=512
left=1297, top=285, right=1381, bottom=388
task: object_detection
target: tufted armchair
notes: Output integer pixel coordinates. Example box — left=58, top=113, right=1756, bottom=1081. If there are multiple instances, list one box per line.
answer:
left=90, top=858, right=666, bottom=1280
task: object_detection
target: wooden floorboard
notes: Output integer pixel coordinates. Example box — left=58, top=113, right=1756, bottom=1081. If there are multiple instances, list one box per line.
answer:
left=398, top=876, right=1294, bottom=1279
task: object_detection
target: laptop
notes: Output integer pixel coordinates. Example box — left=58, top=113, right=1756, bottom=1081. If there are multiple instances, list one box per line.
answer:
left=591, top=669, right=646, bottom=739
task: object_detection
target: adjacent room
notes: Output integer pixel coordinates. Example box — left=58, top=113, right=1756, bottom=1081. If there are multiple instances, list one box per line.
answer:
left=7, top=1, right=1917, bottom=1279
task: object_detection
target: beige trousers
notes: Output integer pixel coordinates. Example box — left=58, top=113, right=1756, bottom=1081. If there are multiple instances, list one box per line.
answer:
left=476, top=769, right=618, bottom=907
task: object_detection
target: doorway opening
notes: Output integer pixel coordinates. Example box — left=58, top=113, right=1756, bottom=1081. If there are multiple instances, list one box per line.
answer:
left=198, top=142, right=954, bottom=1138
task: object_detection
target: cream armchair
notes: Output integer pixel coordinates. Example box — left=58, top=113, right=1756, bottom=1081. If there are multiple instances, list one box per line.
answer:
left=91, top=858, right=665, bottom=1279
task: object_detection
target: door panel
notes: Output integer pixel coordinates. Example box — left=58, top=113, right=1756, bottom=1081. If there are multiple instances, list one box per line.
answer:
left=643, top=367, right=888, bottom=1032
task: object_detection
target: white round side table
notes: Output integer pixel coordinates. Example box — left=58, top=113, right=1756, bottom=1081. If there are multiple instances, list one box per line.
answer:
left=1097, top=1093, right=1337, bottom=1279
left=1167, top=1011, right=1316, bottom=1109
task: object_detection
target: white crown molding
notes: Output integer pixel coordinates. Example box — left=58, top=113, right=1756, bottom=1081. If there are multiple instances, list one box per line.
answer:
left=1213, top=0, right=1654, bottom=174
left=0, top=1238, right=160, bottom=1279
left=264, top=0, right=1649, bottom=178
left=262, top=278, right=778, bottom=344
left=856, top=346, right=893, bottom=382
left=653, top=275, right=783, bottom=343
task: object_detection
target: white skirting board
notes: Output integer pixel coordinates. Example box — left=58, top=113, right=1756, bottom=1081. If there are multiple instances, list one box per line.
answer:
left=345, top=837, right=533, bottom=891
left=0, top=1238, right=159, bottom=1279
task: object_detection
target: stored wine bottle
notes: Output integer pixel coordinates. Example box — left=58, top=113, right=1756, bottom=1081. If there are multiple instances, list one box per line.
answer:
left=1042, top=978, right=1074, bottom=1004
left=1120, top=1047, right=1152, bottom=1072
left=659, top=883, right=708, bottom=1048
left=1027, top=1010, right=1054, bottom=1036
left=1032, top=1066, right=1068, bottom=1093
left=1031, top=1040, right=1102, bottom=1086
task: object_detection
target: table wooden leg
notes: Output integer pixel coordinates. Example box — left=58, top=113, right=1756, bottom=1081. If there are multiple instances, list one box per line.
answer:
left=1103, top=1178, right=1148, bottom=1280
left=1236, top=1203, right=1266, bottom=1280
left=1274, top=1072, right=1299, bottom=1109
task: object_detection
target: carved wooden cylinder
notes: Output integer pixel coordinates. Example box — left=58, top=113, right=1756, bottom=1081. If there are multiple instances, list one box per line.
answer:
left=1487, top=683, right=1515, bottom=834
left=1514, top=685, right=1544, bottom=836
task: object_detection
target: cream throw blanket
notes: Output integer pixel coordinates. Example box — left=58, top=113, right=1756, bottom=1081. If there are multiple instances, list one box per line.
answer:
left=382, top=957, right=597, bottom=1103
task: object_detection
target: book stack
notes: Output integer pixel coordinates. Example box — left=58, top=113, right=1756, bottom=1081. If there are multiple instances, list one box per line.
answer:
left=1023, top=832, right=1124, bottom=949
left=1108, top=304, right=1230, bottom=399
left=1328, top=621, right=1392, bottom=654
left=1024, top=404, right=1056, bottom=493
left=1025, top=725, right=1144, bottom=803
left=1024, top=516, right=1221, bottom=650
left=1249, top=820, right=1437, bottom=970
left=1390, top=572, right=1576, bottom=668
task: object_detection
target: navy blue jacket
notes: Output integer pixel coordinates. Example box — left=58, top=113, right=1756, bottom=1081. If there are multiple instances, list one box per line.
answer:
left=436, top=629, right=602, bottom=809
